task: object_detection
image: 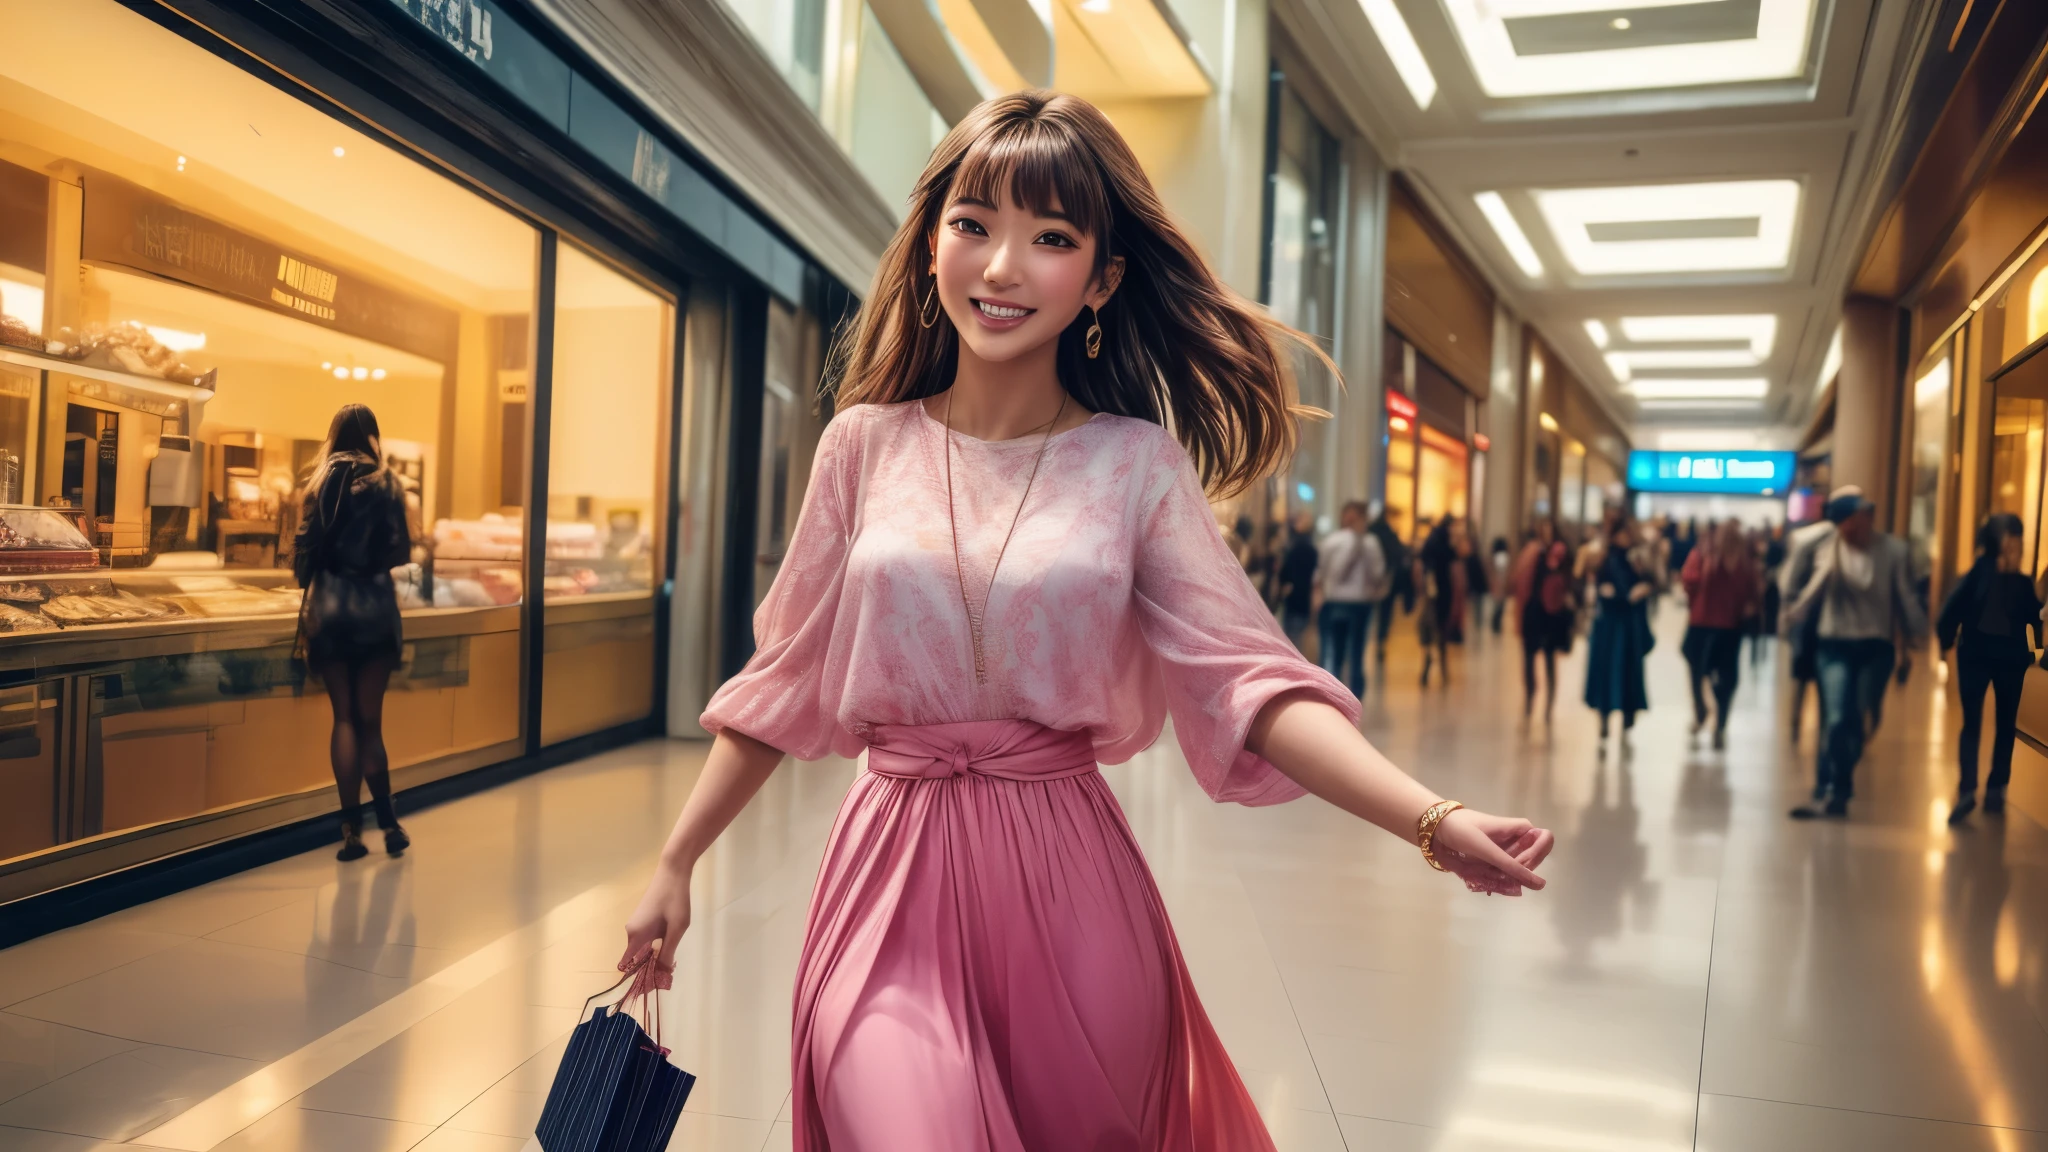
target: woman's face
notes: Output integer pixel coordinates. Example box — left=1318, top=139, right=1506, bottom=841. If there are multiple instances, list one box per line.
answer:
left=2000, top=531, right=2025, bottom=572
left=933, top=190, right=1120, bottom=366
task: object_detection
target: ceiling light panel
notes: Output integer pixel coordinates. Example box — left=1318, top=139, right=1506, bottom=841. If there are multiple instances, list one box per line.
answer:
left=1637, top=399, right=1765, bottom=411
left=1535, top=180, right=1801, bottom=275
left=1474, top=191, right=1545, bottom=279
left=1358, top=0, right=1438, bottom=109
left=1442, top=0, right=1818, bottom=99
left=1619, top=314, right=1778, bottom=357
left=1584, top=319, right=1610, bottom=348
left=1627, top=378, right=1769, bottom=399
left=1612, top=349, right=1768, bottom=371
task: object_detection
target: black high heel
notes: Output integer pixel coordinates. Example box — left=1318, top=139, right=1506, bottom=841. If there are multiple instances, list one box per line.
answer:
left=383, top=823, right=411, bottom=856
left=336, top=820, right=368, bottom=862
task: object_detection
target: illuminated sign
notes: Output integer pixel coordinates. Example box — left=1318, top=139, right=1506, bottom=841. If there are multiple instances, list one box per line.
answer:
left=1386, top=390, right=1419, bottom=421
left=1627, top=450, right=1795, bottom=495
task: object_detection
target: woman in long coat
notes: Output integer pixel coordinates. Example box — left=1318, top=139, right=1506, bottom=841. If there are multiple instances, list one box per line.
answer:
left=1585, top=519, right=1653, bottom=740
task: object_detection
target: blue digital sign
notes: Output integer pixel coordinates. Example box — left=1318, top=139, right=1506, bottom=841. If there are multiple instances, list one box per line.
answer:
left=1627, top=450, right=1795, bottom=496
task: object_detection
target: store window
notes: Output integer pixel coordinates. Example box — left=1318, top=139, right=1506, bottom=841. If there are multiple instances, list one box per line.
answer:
left=1262, top=79, right=1342, bottom=530
left=1384, top=329, right=1417, bottom=541
left=1990, top=389, right=2047, bottom=578
left=0, top=0, right=534, bottom=865
left=540, top=244, right=671, bottom=745
left=755, top=297, right=829, bottom=604
left=1906, top=350, right=1951, bottom=592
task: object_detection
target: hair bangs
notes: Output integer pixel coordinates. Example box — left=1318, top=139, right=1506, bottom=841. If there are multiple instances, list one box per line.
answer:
left=951, top=118, right=1112, bottom=254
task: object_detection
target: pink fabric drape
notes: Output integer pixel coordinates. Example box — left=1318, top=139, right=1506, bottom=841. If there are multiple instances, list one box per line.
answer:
left=794, top=720, right=1274, bottom=1152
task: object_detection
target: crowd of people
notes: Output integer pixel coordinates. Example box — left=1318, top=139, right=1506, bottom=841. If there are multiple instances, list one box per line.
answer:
left=1252, top=488, right=2033, bottom=825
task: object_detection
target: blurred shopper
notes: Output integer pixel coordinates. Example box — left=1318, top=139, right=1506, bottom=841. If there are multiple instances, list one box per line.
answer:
left=1366, top=501, right=1409, bottom=662
left=1787, top=493, right=1927, bottom=819
left=1277, top=511, right=1320, bottom=650
left=1681, top=520, right=1761, bottom=749
left=295, top=403, right=413, bottom=862
left=1585, top=519, right=1654, bottom=742
left=1937, top=513, right=2042, bottom=824
left=1418, top=516, right=1467, bottom=686
left=1317, top=500, right=1380, bottom=697
left=618, top=91, right=1554, bottom=1151
left=1520, top=533, right=1577, bottom=722
left=1779, top=489, right=1858, bottom=742
left=1489, top=536, right=1512, bottom=634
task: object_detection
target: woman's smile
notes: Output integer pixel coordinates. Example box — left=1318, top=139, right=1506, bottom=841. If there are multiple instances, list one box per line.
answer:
left=970, top=297, right=1035, bottom=329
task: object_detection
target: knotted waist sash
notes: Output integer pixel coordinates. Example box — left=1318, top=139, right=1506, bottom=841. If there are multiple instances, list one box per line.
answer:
left=863, top=719, right=1098, bottom=783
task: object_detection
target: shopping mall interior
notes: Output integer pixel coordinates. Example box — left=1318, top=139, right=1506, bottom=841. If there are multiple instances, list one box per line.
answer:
left=1, top=0, right=2046, bottom=1148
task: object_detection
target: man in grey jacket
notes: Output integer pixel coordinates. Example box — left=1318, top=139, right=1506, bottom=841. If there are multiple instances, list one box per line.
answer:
left=1785, top=493, right=1927, bottom=818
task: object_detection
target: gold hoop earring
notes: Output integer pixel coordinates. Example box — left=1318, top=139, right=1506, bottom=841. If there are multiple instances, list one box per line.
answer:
left=1084, top=306, right=1102, bottom=359
left=918, top=277, right=940, bottom=329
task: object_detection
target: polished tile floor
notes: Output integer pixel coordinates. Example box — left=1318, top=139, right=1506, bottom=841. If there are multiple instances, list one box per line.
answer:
left=3, top=605, right=2047, bottom=1151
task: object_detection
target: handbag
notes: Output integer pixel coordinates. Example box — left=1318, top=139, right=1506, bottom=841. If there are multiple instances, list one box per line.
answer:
left=534, top=966, right=695, bottom=1152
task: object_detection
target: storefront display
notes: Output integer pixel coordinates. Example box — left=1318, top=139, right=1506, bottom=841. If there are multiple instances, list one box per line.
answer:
left=0, top=0, right=546, bottom=894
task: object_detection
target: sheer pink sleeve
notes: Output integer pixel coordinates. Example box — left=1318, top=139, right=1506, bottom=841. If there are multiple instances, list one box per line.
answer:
left=1132, top=437, right=1361, bottom=806
left=699, top=409, right=861, bottom=760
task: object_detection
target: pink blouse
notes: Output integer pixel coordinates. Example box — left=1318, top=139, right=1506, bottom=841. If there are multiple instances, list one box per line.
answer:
left=700, top=399, right=1358, bottom=806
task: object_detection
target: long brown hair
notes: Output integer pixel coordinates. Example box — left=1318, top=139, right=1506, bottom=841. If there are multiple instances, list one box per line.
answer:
left=828, top=90, right=1328, bottom=498
left=305, top=402, right=387, bottom=499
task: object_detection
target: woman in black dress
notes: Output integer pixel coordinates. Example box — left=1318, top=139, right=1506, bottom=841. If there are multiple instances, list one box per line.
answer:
left=1584, top=519, right=1653, bottom=741
left=1937, top=513, right=2043, bottom=824
left=1519, top=536, right=1576, bottom=721
left=294, top=404, right=414, bottom=860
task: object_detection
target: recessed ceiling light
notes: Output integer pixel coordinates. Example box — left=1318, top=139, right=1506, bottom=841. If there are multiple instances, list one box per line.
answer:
left=1080, top=0, right=1111, bottom=9
left=1619, top=314, right=1778, bottom=358
left=1534, top=180, right=1801, bottom=275
left=1627, top=378, right=1769, bottom=400
left=1637, top=399, right=1766, bottom=411
left=332, top=146, right=346, bottom=157
left=371, top=368, right=387, bottom=380
left=321, top=361, right=333, bottom=370
left=1584, top=319, right=1610, bottom=348
left=332, top=367, right=349, bottom=380
left=1474, top=191, right=1545, bottom=279
left=1358, top=0, right=1438, bottom=110
left=351, top=366, right=369, bottom=380
left=1610, top=349, right=1769, bottom=372
left=1441, top=0, right=1818, bottom=99
left=1604, top=353, right=1633, bottom=383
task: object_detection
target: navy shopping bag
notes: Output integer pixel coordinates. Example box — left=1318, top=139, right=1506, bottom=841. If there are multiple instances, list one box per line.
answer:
left=535, top=965, right=695, bottom=1152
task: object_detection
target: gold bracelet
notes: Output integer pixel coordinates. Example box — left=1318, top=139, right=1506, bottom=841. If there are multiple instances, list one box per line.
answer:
left=1417, top=800, right=1464, bottom=872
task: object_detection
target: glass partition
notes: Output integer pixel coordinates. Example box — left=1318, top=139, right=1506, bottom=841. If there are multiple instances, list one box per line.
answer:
left=541, top=243, right=671, bottom=744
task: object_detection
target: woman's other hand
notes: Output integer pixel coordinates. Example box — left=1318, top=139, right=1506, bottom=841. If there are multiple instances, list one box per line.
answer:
left=620, top=861, right=691, bottom=996
left=1431, top=809, right=1554, bottom=896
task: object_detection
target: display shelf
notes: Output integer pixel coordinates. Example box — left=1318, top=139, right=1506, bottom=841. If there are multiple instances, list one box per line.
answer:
left=0, top=343, right=217, bottom=402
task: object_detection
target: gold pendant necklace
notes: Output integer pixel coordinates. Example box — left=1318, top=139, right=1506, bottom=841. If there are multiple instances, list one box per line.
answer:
left=943, top=389, right=1068, bottom=685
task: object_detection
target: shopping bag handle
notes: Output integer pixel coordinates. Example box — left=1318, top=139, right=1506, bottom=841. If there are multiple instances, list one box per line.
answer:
left=584, top=958, right=668, bottom=1054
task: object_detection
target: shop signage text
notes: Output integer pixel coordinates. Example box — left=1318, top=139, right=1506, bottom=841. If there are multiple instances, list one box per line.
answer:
left=1626, top=450, right=1795, bottom=496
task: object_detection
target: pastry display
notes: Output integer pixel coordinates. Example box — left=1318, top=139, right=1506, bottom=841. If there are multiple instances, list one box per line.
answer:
left=38, top=322, right=209, bottom=385
left=0, top=506, right=99, bottom=574
left=40, top=589, right=179, bottom=626
left=0, top=315, right=38, bottom=350
left=0, top=603, right=55, bottom=633
left=434, top=514, right=522, bottom=560
left=0, top=582, right=45, bottom=603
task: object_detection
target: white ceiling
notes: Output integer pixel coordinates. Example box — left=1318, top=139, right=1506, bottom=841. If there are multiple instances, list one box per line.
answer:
left=1275, top=0, right=1936, bottom=441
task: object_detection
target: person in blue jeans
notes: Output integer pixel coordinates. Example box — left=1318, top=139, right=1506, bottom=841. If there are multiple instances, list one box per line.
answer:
left=1316, top=500, right=1382, bottom=697
left=1786, top=493, right=1927, bottom=819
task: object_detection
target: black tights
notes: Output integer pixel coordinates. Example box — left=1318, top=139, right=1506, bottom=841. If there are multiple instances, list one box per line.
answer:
left=1522, top=644, right=1556, bottom=716
left=322, top=656, right=399, bottom=831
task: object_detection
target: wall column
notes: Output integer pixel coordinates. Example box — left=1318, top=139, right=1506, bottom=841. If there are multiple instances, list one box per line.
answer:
left=1832, top=296, right=1903, bottom=512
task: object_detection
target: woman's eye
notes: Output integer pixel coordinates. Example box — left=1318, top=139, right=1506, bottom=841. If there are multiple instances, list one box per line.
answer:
left=1036, top=232, right=1077, bottom=248
left=949, top=217, right=987, bottom=236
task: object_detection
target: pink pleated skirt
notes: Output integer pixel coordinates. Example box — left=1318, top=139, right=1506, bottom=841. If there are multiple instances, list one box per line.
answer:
left=791, top=719, right=1277, bottom=1151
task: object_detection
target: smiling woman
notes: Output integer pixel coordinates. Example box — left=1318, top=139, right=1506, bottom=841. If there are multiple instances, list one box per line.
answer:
left=618, top=89, right=1556, bottom=1152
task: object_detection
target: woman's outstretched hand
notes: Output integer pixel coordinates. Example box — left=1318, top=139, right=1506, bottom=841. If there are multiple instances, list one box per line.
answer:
left=619, top=862, right=691, bottom=997
left=1431, top=809, right=1553, bottom=896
